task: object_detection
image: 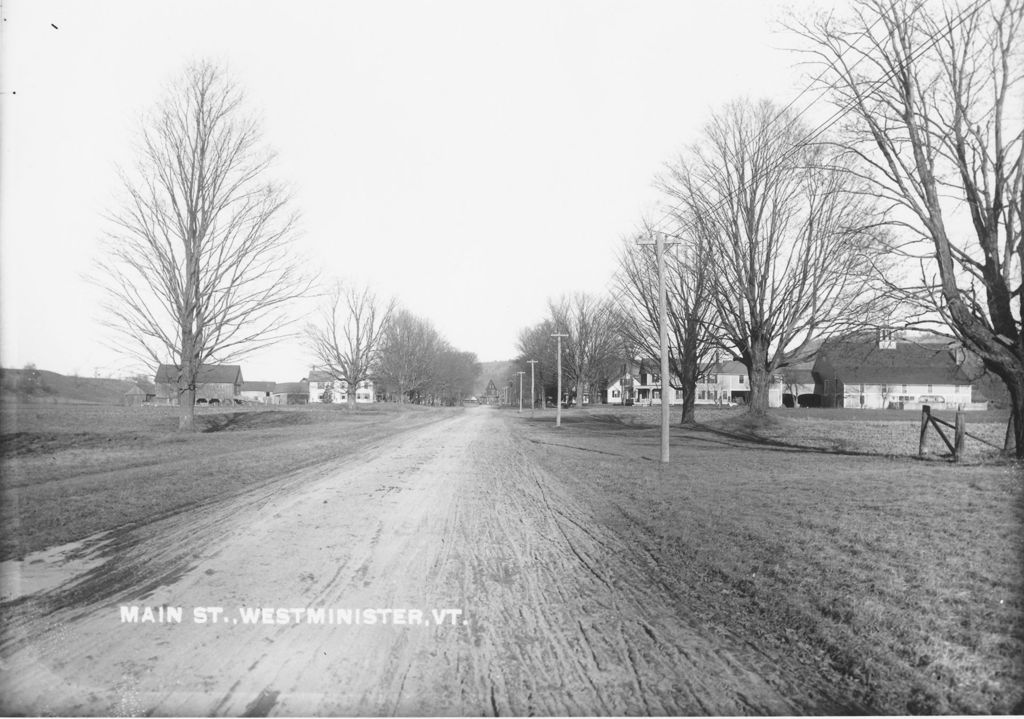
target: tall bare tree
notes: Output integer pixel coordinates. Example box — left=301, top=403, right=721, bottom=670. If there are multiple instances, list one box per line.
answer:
left=514, top=319, right=559, bottom=404
left=375, top=310, right=445, bottom=403
left=428, top=349, right=481, bottom=406
left=792, top=0, right=1024, bottom=454
left=549, top=293, right=622, bottom=407
left=306, top=282, right=395, bottom=407
left=664, top=98, right=889, bottom=416
left=96, top=61, right=310, bottom=430
left=617, top=221, right=718, bottom=424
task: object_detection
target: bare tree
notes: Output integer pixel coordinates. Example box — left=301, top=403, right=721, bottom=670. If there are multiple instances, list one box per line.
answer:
left=617, top=221, right=718, bottom=424
left=306, top=281, right=395, bottom=408
left=376, top=310, right=445, bottom=403
left=428, top=349, right=481, bottom=406
left=792, top=0, right=1024, bottom=454
left=549, top=293, right=622, bottom=407
left=96, top=61, right=311, bottom=430
left=664, top=98, right=890, bottom=416
left=514, top=319, right=559, bottom=404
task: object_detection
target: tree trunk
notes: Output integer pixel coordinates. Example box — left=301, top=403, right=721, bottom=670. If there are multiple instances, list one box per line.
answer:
left=746, top=338, right=771, bottom=417
left=678, top=370, right=697, bottom=425
left=178, top=387, right=196, bottom=431
left=347, top=386, right=356, bottom=408
left=1004, top=373, right=1024, bottom=458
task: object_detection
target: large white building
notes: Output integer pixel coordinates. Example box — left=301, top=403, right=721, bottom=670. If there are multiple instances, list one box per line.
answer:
left=812, top=334, right=981, bottom=410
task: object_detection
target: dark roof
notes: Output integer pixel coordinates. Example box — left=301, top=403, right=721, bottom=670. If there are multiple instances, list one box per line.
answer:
left=155, top=364, right=243, bottom=384
left=307, top=370, right=338, bottom=382
left=273, top=381, right=308, bottom=394
left=816, top=338, right=969, bottom=385
left=712, top=361, right=748, bottom=376
left=242, top=381, right=276, bottom=392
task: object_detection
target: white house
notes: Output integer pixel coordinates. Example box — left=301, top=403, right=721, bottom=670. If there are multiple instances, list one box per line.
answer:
left=307, top=369, right=376, bottom=404
left=696, top=361, right=785, bottom=407
left=606, top=360, right=687, bottom=406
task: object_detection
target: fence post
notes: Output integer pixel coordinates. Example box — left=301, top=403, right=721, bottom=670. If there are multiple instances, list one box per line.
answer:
left=954, top=410, right=965, bottom=462
left=919, top=405, right=931, bottom=457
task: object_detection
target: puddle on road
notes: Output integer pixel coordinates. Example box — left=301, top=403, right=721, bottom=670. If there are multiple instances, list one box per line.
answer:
left=0, top=532, right=116, bottom=602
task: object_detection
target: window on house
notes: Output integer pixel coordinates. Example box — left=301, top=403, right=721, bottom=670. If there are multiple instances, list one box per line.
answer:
left=902, top=384, right=907, bottom=393
left=739, top=375, right=744, bottom=384
left=927, top=384, right=933, bottom=393
left=612, top=390, right=621, bottom=398
left=675, top=389, right=683, bottom=399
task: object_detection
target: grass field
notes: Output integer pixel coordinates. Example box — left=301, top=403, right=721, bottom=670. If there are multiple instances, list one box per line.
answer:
left=0, top=402, right=453, bottom=560
left=602, top=404, right=1012, bottom=462
left=514, top=407, right=1023, bottom=713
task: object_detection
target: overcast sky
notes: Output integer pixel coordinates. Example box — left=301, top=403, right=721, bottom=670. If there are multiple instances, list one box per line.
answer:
left=1, top=0, right=838, bottom=382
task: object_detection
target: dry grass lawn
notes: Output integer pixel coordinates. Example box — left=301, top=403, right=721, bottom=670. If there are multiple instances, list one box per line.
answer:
left=513, top=406, right=1023, bottom=713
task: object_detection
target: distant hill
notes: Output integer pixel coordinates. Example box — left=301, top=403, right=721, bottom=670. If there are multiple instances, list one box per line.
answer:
left=473, top=360, right=514, bottom=397
left=0, top=368, right=136, bottom=405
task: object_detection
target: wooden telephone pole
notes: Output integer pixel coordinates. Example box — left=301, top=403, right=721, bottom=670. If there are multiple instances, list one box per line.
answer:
left=551, top=332, right=568, bottom=427
left=517, top=371, right=525, bottom=412
left=637, top=230, right=679, bottom=463
left=527, top=360, right=538, bottom=416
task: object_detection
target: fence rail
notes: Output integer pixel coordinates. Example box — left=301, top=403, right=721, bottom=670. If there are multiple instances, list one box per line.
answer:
left=919, top=405, right=1011, bottom=462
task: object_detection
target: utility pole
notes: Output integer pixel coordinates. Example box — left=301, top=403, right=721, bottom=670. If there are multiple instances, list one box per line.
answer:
left=637, top=230, right=679, bottom=463
left=551, top=332, right=568, bottom=427
left=527, top=360, right=538, bottom=416
left=517, top=371, right=524, bottom=412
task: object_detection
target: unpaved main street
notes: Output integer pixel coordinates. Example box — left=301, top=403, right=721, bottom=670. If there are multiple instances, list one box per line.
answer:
left=2, top=407, right=856, bottom=715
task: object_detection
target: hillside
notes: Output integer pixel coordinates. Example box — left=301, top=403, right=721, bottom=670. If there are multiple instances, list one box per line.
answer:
left=0, top=368, right=136, bottom=405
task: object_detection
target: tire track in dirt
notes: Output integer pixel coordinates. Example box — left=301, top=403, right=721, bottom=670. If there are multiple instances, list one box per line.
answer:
left=4, top=407, right=853, bottom=715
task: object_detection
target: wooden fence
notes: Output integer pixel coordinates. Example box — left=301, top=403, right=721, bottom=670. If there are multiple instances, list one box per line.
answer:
left=918, top=405, right=1010, bottom=462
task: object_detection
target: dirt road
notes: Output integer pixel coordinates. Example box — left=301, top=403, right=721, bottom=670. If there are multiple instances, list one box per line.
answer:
left=1, top=407, right=856, bottom=715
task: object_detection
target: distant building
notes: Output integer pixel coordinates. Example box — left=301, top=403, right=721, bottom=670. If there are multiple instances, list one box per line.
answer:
left=482, top=379, right=500, bottom=405
left=307, top=370, right=376, bottom=404
left=240, top=381, right=276, bottom=404
left=812, top=333, right=981, bottom=409
left=608, top=358, right=786, bottom=407
left=154, top=364, right=243, bottom=405
left=271, top=381, right=309, bottom=405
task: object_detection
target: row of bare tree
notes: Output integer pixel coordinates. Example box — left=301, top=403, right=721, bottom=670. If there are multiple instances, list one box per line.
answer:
left=510, top=0, right=1024, bottom=457
left=98, top=62, right=479, bottom=427
left=294, top=282, right=482, bottom=407
left=97, top=1, right=1021, bottom=453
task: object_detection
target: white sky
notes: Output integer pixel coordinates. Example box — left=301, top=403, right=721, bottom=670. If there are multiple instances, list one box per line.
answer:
left=0, top=0, right=838, bottom=382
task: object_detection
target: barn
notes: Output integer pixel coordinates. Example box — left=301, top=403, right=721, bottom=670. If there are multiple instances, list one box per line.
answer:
left=154, top=364, right=244, bottom=405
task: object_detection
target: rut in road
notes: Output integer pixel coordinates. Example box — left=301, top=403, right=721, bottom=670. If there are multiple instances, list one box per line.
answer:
left=3, top=408, right=847, bottom=715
